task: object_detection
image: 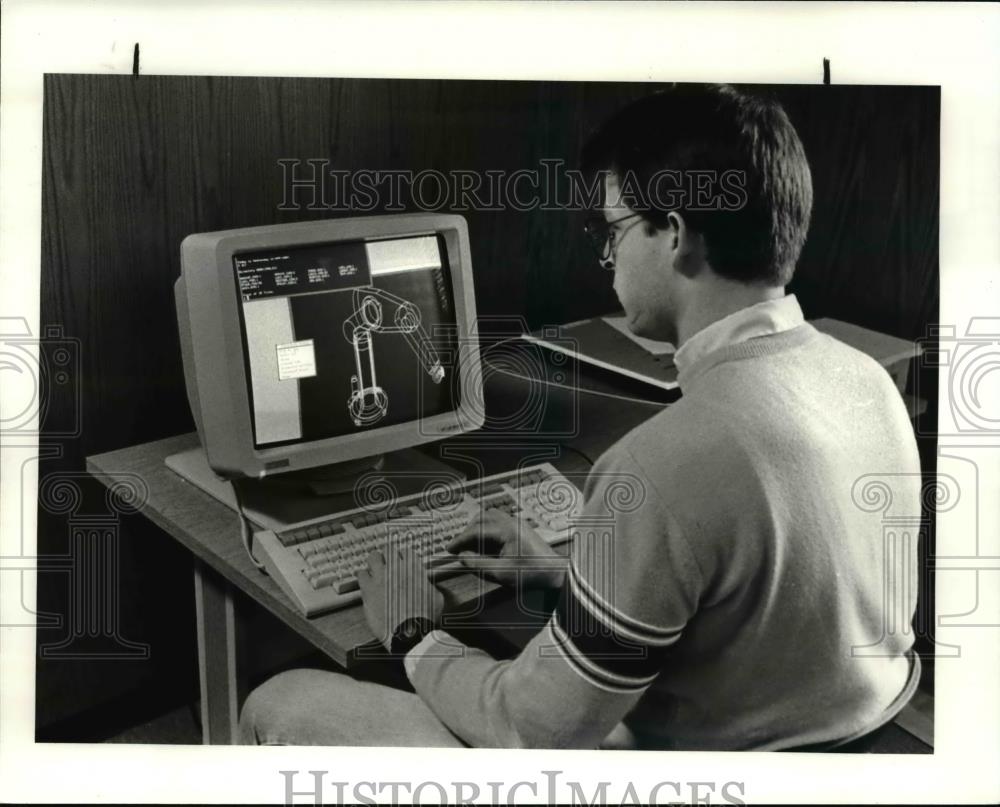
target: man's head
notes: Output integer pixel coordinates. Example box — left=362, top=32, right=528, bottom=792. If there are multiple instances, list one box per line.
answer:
left=581, top=84, right=813, bottom=343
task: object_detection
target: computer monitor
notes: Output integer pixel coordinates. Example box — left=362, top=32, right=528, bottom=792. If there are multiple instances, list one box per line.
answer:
left=174, top=214, right=483, bottom=484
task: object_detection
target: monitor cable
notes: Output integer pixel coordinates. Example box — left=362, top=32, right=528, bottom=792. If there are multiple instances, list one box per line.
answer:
left=558, top=443, right=596, bottom=468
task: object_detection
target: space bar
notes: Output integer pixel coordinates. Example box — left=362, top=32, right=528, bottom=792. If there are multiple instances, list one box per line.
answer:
left=333, top=554, right=466, bottom=594
left=423, top=554, right=465, bottom=575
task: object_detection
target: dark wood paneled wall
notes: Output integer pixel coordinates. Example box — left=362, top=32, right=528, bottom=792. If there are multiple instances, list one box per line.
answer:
left=37, top=76, right=938, bottom=733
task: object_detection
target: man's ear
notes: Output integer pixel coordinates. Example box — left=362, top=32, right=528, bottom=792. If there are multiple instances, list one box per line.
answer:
left=665, top=211, right=704, bottom=279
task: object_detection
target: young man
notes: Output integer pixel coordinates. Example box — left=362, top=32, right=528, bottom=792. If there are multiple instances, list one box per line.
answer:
left=240, top=84, right=921, bottom=750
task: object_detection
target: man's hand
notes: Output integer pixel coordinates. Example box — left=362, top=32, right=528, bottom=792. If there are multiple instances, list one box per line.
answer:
left=357, top=547, right=444, bottom=651
left=447, top=508, right=567, bottom=590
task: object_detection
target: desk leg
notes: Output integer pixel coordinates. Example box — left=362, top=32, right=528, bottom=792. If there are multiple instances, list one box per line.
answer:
left=194, top=562, right=240, bottom=744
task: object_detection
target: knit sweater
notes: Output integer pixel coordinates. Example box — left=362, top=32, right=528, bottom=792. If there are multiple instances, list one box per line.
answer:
left=404, top=320, right=921, bottom=750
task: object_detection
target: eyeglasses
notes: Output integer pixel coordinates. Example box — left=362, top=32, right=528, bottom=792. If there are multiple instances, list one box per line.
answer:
left=583, top=212, right=643, bottom=264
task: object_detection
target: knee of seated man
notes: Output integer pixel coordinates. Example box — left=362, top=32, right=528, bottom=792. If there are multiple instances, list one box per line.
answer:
left=239, top=668, right=322, bottom=745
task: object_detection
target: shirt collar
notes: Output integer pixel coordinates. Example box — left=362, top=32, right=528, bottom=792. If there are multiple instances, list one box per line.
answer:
left=673, top=294, right=805, bottom=376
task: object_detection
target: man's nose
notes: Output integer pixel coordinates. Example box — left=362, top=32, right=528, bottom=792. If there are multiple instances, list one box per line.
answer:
left=600, top=255, right=615, bottom=271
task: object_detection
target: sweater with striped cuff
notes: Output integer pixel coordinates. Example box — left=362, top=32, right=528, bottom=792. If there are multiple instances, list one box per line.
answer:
left=404, top=322, right=922, bottom=750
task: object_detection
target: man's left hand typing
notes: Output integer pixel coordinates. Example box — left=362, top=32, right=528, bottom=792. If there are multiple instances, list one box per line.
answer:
left=357, top=547, right=444, bottom=652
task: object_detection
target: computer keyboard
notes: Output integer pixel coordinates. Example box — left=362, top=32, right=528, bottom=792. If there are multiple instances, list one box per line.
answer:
left=252, top=463, right=582, bottom=617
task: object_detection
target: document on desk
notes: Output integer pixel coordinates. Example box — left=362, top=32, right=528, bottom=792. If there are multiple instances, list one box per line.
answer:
left=523, top=315, right=679, bottom=390
left=601, top=316, right=675, bottom=356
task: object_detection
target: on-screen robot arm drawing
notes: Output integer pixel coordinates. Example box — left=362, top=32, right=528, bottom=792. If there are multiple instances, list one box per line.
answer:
left=342, top=287, right=445, bottom=427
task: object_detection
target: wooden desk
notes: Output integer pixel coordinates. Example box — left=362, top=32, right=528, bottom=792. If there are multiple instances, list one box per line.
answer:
left=86, top=434, right=568, bottom=743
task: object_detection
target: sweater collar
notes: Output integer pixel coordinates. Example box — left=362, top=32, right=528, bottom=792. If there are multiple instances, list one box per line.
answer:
left=674, top=294, right=805, bottom=381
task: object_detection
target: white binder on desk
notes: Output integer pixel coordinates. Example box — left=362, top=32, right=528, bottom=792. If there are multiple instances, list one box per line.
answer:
left=523, top=315, right=679, bottom=391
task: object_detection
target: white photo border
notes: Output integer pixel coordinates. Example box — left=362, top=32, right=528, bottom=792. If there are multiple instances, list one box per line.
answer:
left=1, top=1, right=998, bottom=804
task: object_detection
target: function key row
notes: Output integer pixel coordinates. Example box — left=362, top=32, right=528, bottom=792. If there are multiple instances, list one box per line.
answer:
left=276, top=520, right=346, bottom=548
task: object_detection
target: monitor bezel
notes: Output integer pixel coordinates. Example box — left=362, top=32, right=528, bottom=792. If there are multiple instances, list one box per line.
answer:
left=179, top=214, right=482, bottom=479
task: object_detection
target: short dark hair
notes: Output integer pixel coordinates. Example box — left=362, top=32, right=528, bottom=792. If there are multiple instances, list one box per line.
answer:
left=581, top=84, right=813, bottom=286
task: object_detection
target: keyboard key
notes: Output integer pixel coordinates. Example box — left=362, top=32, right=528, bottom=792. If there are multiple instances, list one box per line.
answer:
left=308, top=558, right=336, bottom=573
left=333, top=578, right=359, bottom=594
left=511, top=471, right=541, bottom=489
left=309, top=573, right=338, bottom=590
left=277, top=528, right=309, bottom=547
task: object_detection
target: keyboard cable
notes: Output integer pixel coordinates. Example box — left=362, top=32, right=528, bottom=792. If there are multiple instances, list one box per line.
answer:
left=231, top=479, right=267, bottom=572
left=558, top=443, right=596, bottom=468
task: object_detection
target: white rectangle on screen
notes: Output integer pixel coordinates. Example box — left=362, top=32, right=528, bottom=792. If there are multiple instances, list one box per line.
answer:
left=242, top=296, right=303, bottom=444
left=367, top=235, right=440, bottom=276
left=276, top=339, right=317, bottom=381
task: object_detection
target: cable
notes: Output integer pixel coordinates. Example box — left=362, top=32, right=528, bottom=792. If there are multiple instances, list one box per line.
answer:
left=558, top=443, right=596, bottom=468
left=230, top=480, right=267, bottom=572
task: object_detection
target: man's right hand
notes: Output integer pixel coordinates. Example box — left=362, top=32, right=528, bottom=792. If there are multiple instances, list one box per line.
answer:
left=447, top=508, right=567, bottom=590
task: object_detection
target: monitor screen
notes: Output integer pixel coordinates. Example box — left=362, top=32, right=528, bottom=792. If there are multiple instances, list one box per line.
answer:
left=234, top=234, right=458, bottom=447
left=175, top=214, right=481, bottom=480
